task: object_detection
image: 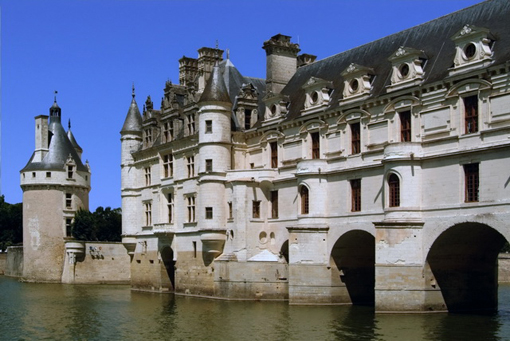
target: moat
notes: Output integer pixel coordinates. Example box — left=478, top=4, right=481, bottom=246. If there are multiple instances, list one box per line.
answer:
left=1, top=276, right=510, bottom=340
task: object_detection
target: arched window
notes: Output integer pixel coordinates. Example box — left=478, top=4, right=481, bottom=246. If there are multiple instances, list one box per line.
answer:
left=300, top=186, right=309, bottom=214
left=388, top=174, right=400, bottom=207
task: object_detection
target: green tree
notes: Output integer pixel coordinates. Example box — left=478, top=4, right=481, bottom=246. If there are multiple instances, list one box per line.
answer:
left=0, top=196, right=23, bottom=251
left=71, top=206, right=122, bottom=242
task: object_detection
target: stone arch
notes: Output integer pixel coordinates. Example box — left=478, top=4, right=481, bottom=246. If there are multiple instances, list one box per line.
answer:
left=160, top=246, right=175, bottom=291
left=280, top=239, right=289, bottom=263
left=330, top=230, right=375, bottom=305
left=426, top=222, right=506, bottom=313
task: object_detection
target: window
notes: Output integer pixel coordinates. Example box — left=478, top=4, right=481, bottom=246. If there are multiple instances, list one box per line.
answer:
left=163, top=121, right=174, bottom=142
left=187, top=196, right=196, bottom=222
left=271, top=190, right=279, bottom=218
left=187, top=114, right=196, bottom=135
left=464, top=163, right=479, bottom=202
left=270, top=142, right=278, bottom=168
left=187, top=156, right=195, bottom=178
left=300, top=186, right=309, bottom=214
left=45, top=172, right=50, bottom=178
left=167, top=193, right=174, bottom=223
left=252, top=201, right=261, bottom=218
left=144, top=202, right=152, bottom=226
left=245, top=109, right=252, bottom=130
left=67, top=165, right=74, bottom=179
left=206, top=159, right=213, bottom=172
left=205, top=120, right=212, bottom=134
left=400, top=111, right=411, bottom=142
left=144, top=167, right=151, bottom=186
left=228, top=202, right=233, bottom=220
left=205, top=207, right=213, bottom=219
left=388, top=174, right=400, bottom=207
left=351, top=122, right=361, bottom=154
left=311, top=132, right=320, bottom=159
left=65, top=193, right=72, bottom=209
left=66, top=218, right=73, bottom=237
left=144, top=128, right=152, bottom=146
left=193, top=241, right=197, bottom=258
left=163, top=154, right=173, bottom=178
left=464, top=95, right=478, bottom=134
left=350, top=179, right=361, bottom=212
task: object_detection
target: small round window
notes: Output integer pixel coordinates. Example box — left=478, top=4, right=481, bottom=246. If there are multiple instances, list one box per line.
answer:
left=349, top=79, right=359, bottom=93
left=311, top=91, right=319, bottom=104
left=399, top=63, right=410, bottom=78
left=464, top=43, right=476, bottom=59
left=270, top=104, right=278, bottom=116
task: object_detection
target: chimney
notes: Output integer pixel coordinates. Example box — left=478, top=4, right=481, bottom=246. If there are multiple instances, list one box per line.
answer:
left=197, top=47, right=223, bottom=92
left=262, top=34, right=300, bottom=94
left=179, top=56, right=198, bottom=87
left=33, top=115, right=49, bottom=162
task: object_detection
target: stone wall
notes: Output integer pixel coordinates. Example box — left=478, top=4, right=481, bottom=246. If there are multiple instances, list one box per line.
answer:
left=5, top=246, right=23, bottom=277
left=0, top=253, right=6, bottom=275
left=499, top=253, right=510, bottom=282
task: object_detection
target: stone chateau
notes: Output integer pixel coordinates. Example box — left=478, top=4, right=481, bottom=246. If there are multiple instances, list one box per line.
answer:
left=121, top=0, right=510, bottom=313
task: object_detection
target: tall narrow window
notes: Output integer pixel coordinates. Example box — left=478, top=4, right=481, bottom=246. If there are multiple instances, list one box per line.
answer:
left=144, top=202, right=152, bottom=226
left=66, top=218, right=73, bottom=237
left=311, top=132, right=320, bottom=159
left=144, top=167, right=151, bottom=186
left=205, top=159, right=213, bottom=172
left=187, top=156, right=195, bottom=178
left=400, top=111, right=411, bottom=142
left=464, top=95, right=478, bottom=134
left=351, top=122, right=361, bottom=154
left=205, top=207, right=213, bottom=219
left=163, top=122, right=170, bottom=142
left=228, top=202, right=233, bottom=220
left=300, top=186, right=309, bottom=214
left=205, top=120, right=212, bottom=133
left=245, top=109, right=252, bottom=130
left=350, top=179, right=361, bottom=212
left=270, top=142, right=278, bottom=168
left=187, top=196, right=196, bottom=222
left=65, top=193, right=72, bottom=209
left=252, top=201, right=261, bottom=218
left=187, top=114, right=196, bottom=135
left=271, top=190, right=279, bottom=219
left=144, top=128, right=152, bottom=146
left=464, top=163, right=479, bottom=202
left=388, top=174, right=400, bottom=207
left=163, top=154, right=173, bottom=178
left=167, top=193, right=174, bottom=223
left=67, top=165, right=74, bottom=179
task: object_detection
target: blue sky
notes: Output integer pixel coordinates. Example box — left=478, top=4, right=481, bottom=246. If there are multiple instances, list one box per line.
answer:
left=1, top=0, right=483, bottom=209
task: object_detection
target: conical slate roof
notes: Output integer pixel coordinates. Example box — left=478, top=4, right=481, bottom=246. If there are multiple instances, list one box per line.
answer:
left=67, top=120, right=83, bottom=153
left=199, top=61, right=232, bottom=104
left=121, top=91, right=143, bottom=134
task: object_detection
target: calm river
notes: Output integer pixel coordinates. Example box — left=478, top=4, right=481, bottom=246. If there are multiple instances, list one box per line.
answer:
left=1, top=276, right=510, bottom=340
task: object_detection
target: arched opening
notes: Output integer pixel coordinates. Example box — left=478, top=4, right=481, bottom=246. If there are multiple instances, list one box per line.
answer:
left=300, top=186, right=309, bottom=214
left=388, top=173, right=400, bottom=207
left=331, top=230, right=375, bottom=306
left=280, top=240, right=289, bottom=263
left=427, top=223, right=506, bottom=314
left=160, top=246, right=175, bottom=291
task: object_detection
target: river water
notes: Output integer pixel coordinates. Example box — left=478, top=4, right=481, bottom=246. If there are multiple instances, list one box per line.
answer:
left=1, top=276, right=510, bottom=341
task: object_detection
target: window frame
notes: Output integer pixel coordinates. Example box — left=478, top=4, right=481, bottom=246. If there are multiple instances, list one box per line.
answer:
left=464, top=163, right=479, bottom=203
left=252, top=200, right=261, bottom=219
left=351, top=122, right=361, bottom=154
left=399, top=111, right=411, bottom=142
left=388, top=173, right=400, bottom=207
left=270, top=190, right=279, bottom=219
left=300, top=186, right=309, bottom=215
left=350, top=179, right=361, bottom=212
left=270, top=141, right=278, bottom=168
left=464, top=95, right=478, bottom=134
left=311, top=132, right=320, bottom=159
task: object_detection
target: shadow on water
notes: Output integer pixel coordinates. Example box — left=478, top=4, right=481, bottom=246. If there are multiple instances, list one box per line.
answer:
left=2, top=277, right=510, bottom=340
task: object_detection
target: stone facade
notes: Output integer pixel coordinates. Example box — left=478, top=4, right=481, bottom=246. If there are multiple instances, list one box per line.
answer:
left=121, top=0, right=510, bottom=313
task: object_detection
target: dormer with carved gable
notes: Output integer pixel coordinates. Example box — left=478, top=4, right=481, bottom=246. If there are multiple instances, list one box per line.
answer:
left=263, top=91, right=289, bottom=123
left=235, top=83, right=259, bottom=131
left=341, top=63, right=374, bottom=103
left=387, top=47, right=426, bottom=92
left=302, top=77, right=333, bottom=112
left=450, top=24, right=494, bottom=76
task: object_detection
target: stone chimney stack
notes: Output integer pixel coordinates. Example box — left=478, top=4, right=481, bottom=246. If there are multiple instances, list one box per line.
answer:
left=197, top=47, right=224, bottom=92
left=179, top=56, right=198, bottom=87
left=33, top=115, right=49, bottom=162
left=263, top=34, right=301, bottom=94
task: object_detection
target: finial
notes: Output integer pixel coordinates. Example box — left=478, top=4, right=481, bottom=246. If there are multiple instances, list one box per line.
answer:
left=68, top=119, right=71, bottom=130
left=227, top=49, right=230, bottom=60
left=132, top=83, right=135, bottom=99
left=54, top=90, right=58, bottom=103
left=216, top=40, right=219, bottom=49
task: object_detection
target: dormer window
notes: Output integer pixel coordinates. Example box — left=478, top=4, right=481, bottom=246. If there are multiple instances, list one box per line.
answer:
left=263, top=92, right=289, bottom=121
left=302, top=77, right=333, bottom=111
left=450, top=24, right=494, bottom=75
left=387, top=46, right=426, bottom=92
left=341, top=63, right=374, bottom=102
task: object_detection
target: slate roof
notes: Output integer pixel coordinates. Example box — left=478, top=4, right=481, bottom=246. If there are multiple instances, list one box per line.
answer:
left=121, top=95, right=143, bottom=134
left=281, top=0, right=510, bottom=120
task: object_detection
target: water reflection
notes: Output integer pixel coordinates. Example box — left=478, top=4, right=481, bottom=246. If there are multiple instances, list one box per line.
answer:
left=1, top=277, right=510, bottom=340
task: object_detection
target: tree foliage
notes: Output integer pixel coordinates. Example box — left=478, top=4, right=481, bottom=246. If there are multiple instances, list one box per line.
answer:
left=0, top=196, right=23, bottom=251
left=72, top=207, right=122, bottom=242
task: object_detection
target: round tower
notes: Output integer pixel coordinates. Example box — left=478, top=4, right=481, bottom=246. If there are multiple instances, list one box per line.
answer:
left=120, top=87, right=143, bottom=253
left=20, top=98, right=91, bottom=282
left=197, top=59, right=232, bottom=254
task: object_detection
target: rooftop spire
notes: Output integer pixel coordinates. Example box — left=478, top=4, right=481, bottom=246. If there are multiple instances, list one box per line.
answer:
left=121, top=85, right=143, bottom=135
left=132, top=83, right=135, bottom=99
